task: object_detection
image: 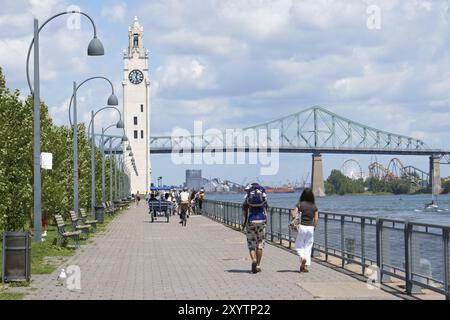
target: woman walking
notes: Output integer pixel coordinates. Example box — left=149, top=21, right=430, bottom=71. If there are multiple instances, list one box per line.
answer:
left=291, top=188, right=318, bottom=273
left=136, top=191, right=141, bottom=206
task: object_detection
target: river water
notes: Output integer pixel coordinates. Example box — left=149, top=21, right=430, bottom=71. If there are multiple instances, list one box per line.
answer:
left=206, top=193, right=450, bottom=284
left=207, top=193, right=450, bottom=226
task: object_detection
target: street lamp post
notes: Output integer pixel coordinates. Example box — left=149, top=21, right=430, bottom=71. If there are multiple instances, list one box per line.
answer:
left=101, top=125, right=125, bottom=203
left=114, top=149, right=118, bottom=201
left=100, top=124, right=117, bottom=202
left=87, top=108, right=123, bottom=217
left=101, top=135, right=132, bottom=204
left=102, top=136, right=123, bottom=204
left=119, top=155, right=123, bottom=199
left=26, top=11, right=104, bottom=241
left=68, top=77, right=118, bottom=217
left=109, top=138, right=113, bottom=203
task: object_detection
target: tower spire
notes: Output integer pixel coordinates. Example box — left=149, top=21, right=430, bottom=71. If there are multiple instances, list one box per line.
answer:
left=127, top=16, right=144, bottom=57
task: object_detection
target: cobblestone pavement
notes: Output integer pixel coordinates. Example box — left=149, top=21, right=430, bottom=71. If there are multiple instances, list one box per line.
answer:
left=25, top=204, right=401, bottom=300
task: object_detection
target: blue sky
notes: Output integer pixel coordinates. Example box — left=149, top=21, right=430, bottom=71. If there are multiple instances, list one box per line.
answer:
left=1, top=0, right=450, bottom=186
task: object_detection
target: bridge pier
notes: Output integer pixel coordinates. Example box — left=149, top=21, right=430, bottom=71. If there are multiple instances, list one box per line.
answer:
left=311, top=153, right=325, bottom=197
left=429, top=155, right=442, bottom=199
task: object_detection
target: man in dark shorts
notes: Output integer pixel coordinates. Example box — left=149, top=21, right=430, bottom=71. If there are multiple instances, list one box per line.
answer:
left=242, top=183, right=268, bottom=274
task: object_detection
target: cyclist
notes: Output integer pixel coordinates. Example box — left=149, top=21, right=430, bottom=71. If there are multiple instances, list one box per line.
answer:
left=179, top=187, right=191, bottom=226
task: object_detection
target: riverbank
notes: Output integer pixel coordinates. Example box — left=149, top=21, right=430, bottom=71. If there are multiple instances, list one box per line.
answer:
left=207, top=193, right=450, bottom=225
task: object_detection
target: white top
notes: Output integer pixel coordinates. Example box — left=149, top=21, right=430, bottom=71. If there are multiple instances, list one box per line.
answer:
left=180, top=191, right=190, bottom=203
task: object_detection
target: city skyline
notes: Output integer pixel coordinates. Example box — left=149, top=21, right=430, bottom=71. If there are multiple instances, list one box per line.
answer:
left=1, top=0, right=450, bottom=185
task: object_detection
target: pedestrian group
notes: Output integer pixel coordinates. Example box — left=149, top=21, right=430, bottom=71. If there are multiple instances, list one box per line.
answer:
left=145, top=181, right=318, bottom=274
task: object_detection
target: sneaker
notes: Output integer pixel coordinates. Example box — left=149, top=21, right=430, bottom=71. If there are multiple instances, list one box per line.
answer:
left=251, top=262, right=257, bottom=274
left=256, top=265, right=261, bottom=273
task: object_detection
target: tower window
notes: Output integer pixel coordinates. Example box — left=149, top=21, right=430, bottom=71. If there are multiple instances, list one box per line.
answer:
left=134, top=130, right=138, bottom=139
left=140, top=104, right=144, bottom=112
left=134, top=116, right=138, bottom=125
left=141, top=130, right=144, bottom=139
left=133, top=34, right=139, bottom=47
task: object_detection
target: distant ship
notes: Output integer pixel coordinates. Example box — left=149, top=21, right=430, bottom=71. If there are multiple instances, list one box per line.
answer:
left=239, top=186, right=295, bottom=193
left=265, top=187, right=295, bottom=193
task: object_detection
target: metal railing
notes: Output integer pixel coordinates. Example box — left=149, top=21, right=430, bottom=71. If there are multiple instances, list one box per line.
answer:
left=202, top=199, right=450, bottom=300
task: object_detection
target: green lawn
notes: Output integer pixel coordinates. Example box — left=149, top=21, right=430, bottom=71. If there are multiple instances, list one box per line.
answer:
left=1, top=210, right=120, bottom=283
left=0, top=208, right=125, bottom=300
left=0, top=291, right=25, bottom=300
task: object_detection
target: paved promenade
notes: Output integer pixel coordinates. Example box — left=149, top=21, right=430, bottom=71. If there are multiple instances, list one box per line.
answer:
left=25, top=204, right=401, bottom=300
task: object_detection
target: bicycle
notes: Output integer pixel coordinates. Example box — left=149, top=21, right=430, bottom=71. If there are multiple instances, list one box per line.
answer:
left=179, top=202, right=189, bottom=227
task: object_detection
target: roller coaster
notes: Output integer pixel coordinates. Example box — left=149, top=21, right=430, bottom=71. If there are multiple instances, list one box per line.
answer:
left=368, top=158, right=429, bottom=187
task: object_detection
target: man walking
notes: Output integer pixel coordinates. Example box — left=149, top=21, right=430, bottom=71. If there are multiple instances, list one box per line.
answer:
left=242, top=182, right=268, bottom=273
left=197, top=188, right=205, bottom=214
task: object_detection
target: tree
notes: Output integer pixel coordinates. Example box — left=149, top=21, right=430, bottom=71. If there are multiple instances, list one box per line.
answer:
left=325, top=170, right=364, bottom=195
left=0, top=67, right=119, bottom=231
left=0, top=68, right=33, bottom=231
left=388, top=178, right=411, bottom=195
left=442, top=178, right=450, bottom=194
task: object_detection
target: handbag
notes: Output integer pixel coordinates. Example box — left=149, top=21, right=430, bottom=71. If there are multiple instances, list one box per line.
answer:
left=289, top=216, right=301, bottom=231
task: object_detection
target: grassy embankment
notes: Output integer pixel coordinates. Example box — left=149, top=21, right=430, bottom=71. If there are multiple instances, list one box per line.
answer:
left=0, top=210, right=118, bottom=300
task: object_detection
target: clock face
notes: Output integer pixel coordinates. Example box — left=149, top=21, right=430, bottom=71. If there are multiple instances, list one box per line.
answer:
left=129, top=69, right=144, bottom=85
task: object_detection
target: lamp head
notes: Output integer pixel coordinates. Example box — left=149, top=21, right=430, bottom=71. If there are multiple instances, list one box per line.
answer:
left=107, top=94, right=119, bottom=106
left=129, top=152, right=134, bottom=157
left=121, top=135, right=128, bottom=143
left=116, top=119, right=124, bottom=129
left=126, top=145, right=132, bottom=151
left=87, top=36, right=105, bottom=56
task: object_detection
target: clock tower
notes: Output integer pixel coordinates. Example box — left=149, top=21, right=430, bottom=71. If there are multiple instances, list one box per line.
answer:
left=123, top=16, right=151, bottom=194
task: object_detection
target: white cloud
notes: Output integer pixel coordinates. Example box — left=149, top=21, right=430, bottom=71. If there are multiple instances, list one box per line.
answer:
left=101, top=2, right=127, bottom=23
left=2, top=0, right=450, bottom=180
left=154, top=56, right=217, bottom=93
left=156, top=29, right=248, bottom=56
left=216, top=0, right=292, bottom=39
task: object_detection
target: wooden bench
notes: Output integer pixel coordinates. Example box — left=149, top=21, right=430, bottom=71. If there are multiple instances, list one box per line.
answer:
left=148, top=200, right=172, bottom=223
left=115, top=199, right=128, bottom=210
left=79, top=208, right=98, bottom=230
left=54, top=215, right=82, bottom=248
left=121, top=198, right=131, bottom=209
left=105, top=201, right=114, bottom=213
left=102, top=202, right=115, bottom=216
left=69, top=211, right=92, bottom=239
left=111, top=201, right=120, bottom=212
